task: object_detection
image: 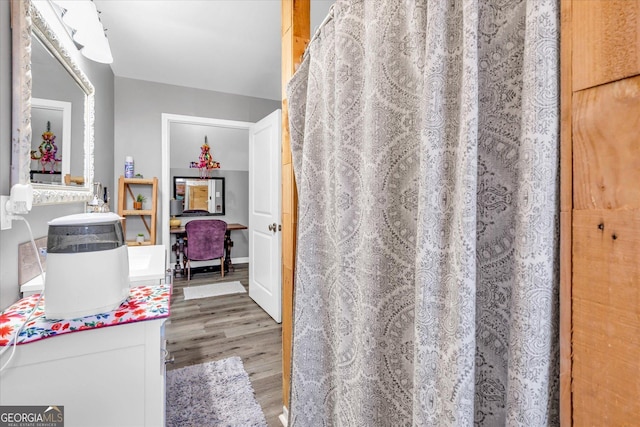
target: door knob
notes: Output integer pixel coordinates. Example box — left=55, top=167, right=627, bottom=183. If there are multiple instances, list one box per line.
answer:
left=268, top=223, right=277, bottom=232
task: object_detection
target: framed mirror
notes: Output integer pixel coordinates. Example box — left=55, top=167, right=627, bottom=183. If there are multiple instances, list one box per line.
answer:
left=11, top=0, right=94, bottom=205
left=173, top=176, right=225, bottom=215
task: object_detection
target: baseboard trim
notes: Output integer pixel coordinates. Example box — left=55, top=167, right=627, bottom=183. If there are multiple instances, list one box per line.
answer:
left=279, top=406, right=288, bottom=426
left=232, top=257, right=249, bottom=264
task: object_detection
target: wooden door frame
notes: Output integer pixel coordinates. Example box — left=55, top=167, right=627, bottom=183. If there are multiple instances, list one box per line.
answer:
left=281, top=0, right=310, bottom=416
left=561, top=2, right=640, bottom=425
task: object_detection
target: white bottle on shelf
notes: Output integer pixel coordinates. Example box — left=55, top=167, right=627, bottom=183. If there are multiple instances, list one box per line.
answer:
left=125, top=156, right=134, bottom=178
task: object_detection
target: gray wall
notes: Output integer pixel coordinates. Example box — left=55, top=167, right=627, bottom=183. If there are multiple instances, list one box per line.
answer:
left=114, top=77, right=280, bottom=256
left=0, top=1, right=115, bottom=310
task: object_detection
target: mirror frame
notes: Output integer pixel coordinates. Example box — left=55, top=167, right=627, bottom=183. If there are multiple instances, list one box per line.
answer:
left=11, top=0, right=94, bottom=205
left=173, top=176, right=226, bottom=216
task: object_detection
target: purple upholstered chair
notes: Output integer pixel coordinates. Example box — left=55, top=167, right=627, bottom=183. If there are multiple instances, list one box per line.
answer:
left=184, top=219, right=227, bottom=281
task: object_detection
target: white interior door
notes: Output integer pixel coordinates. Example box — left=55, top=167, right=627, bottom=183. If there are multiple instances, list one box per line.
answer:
left=249, top=109, right=282, bottom=323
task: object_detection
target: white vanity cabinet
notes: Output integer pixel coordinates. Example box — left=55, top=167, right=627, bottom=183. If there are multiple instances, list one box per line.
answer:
left=0, top=317, right=167, bottom=427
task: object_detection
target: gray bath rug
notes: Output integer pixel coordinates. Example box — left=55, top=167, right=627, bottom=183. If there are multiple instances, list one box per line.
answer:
left=166, top=356, right=267, bottom=427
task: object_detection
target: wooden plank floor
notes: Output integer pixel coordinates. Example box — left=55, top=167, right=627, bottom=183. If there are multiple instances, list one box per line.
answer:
left=165, top=264, right=284, bottom=426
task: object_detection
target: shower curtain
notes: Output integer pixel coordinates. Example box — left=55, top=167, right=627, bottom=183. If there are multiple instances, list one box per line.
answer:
left=287, top=0, right=559, bottom=425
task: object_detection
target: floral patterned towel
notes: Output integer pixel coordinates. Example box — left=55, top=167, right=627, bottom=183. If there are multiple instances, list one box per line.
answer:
left=0, top=284, right=170, bottom=346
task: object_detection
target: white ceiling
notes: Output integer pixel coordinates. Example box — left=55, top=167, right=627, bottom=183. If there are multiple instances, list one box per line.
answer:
left=92, top=0, right=334, bottom=101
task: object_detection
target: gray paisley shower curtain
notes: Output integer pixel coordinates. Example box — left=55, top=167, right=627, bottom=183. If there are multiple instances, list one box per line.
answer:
left=286, top=0, right=559, bottom=425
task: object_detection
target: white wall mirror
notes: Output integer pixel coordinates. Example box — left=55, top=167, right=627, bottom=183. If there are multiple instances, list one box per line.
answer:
left=11, top=0, right=94, bottom=204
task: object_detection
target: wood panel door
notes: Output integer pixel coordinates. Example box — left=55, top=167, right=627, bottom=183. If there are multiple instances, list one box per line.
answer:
left=563, top=1, right=640, bottom=424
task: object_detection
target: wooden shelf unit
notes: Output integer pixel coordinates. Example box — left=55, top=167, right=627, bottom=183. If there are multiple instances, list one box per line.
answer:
left=118, top=176, right=158, bottom=245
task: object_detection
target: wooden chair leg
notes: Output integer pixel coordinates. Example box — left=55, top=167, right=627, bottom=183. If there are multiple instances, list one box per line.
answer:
left=187, top=261, right=191, bottom=282
left=220, top=258, right=225, bottom=278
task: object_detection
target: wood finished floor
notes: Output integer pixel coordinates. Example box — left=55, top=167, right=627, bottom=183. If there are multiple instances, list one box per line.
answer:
left=165, top=264, right=283, bottom=426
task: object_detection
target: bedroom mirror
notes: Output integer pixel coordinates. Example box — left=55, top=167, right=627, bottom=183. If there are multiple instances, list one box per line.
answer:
left=174, top=176, right=225, bottom=215
left=11, top=0, right=95, bottom=204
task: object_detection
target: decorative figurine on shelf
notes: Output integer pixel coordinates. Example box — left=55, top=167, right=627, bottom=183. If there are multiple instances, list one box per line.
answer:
left=30, top=121, right=62, bottom=173
left=197, top=136, right=220, bottom=178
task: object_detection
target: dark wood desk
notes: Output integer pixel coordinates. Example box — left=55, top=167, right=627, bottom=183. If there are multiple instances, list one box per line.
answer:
left=170, top=223, right=248, bottom=276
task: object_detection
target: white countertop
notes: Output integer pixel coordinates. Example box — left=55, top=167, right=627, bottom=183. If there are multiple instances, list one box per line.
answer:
left=21, top=245, right=167, bottom=294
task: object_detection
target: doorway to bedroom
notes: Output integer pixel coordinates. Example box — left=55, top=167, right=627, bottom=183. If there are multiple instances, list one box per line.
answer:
left=161, top=112, right=284, bottom=426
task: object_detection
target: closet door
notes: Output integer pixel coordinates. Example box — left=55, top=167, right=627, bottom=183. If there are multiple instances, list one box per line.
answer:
left=564, top=1, right=640, bottom=424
